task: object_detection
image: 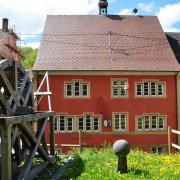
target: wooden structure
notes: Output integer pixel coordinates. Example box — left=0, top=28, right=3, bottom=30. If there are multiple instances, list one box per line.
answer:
left=168, top=126, right=180, bottom=154
left=0, top=18, right=21, bottom=61
left=0, top=59, right=55, bottom=180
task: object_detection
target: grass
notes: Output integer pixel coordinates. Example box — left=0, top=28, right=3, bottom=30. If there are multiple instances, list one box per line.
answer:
left=35, top=147, right=180, bottom=179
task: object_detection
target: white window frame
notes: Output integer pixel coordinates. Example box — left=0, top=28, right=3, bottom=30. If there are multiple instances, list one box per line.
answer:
left=77, top=114, right=100, bottom=132
left=136, top=80, right=166, bottom=98
left=65, top=80, right=90, bottom=98
left=136, top=114, right=166, bottom=131
left=112, top=79, right=128, bottom=98
left=151, top=147, right=163, bottom=154
left=113, top=113, right=128, bottom=132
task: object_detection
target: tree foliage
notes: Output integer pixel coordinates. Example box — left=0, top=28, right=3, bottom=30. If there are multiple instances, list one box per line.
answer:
left=20, top=47, right=38, bottom=69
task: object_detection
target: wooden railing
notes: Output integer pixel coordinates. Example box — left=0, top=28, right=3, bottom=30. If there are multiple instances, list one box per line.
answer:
left=48, top=130, right=83, bottom=153
left=168, top=126, right=180, bottom=154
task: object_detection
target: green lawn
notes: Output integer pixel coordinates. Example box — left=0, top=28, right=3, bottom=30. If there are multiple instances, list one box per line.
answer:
left=36, top=147, right=180, bottom=179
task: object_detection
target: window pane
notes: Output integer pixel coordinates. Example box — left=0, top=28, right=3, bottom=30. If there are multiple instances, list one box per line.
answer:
left=150, top=82, right=156, bottom=96
left=93, top=117, right=99, bottom=131
left=54, top=117, right=58, bottom=131
left=67, top=117, right=73, bottom=131
left=66, top=84, right=72, bottom=96
left=152, top=147, right=157, bottom=153
left=113, top=80, right=118, bottom=86
left=158, top=117, right=164, bottom=129
left=144, top=116, right=150, bottom=129
left=75, top=82, right=80, bottom=96
left=60, top=116, right=65, bottom=131
left=78, top=117, right=84, bottom=130
left=120, top=80, right=126, bottom=86
left=114, top=114, right=120, bottom=130
left=158, top=84, right=164, bottom=96
left=144, top=82, right=149, bottom=96
left=137, top=117, right=143, bottom=130
left=158, top=147, right=163, bottom=154
left=137, top=84, right=142, bottom=96
left=85, top=115, right=91, bottom=131
left=120, top=88, right=126, bottom=96
left=113, top=88, right=118, bottom=96
left=120, top=118, right=126, bottom=130
left=151, top=115, right=157, bottom=129
left=82, top=84, right=88, bottom=96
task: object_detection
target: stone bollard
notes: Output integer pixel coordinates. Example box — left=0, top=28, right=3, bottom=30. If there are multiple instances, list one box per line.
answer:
left=113, top=140, right=130, bottom=173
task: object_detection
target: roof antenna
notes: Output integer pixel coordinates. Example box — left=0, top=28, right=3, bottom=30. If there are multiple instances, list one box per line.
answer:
left=133, top=8, right=138, bottom=16
left=109, top=31, right=112, bottom=52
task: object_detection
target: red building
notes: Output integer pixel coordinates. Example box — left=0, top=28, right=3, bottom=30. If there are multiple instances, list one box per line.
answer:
left=33, top=3, right=180, bottom=153
left=0, top=18, right=21, bottom=61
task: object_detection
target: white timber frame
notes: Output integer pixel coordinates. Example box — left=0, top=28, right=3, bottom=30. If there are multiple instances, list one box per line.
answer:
left=34, top=71, right=52, bottom=111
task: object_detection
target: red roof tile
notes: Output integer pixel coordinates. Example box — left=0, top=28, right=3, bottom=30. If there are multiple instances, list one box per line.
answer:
left=33, top=15, right=180, bottom=71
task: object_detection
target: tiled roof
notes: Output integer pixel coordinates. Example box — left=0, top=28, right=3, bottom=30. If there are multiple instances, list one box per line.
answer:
left=166, top=32, right=180, bottom=64
left=33, top=15, right=180, bottom=71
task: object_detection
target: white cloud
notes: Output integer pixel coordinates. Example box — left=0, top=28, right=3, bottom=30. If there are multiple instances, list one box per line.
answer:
left=137, top=1, right=155, bottom=13
left=0, top=0, right=99, bottom=34
left=118, top=8, right=132, bottom=15
left=0, top=0, right=100, bottom=48
left=157, top=2, right=180, bottom=32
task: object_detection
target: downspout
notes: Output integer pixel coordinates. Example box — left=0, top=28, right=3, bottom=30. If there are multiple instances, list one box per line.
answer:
left=176, top=72, right=180, bottom=147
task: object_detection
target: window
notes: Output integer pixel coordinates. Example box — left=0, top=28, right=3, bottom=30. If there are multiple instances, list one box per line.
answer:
left=151, top=147, right=163, bottom=154
left=77, top=114, right=100, bottom=132
left=137, top=114, right=166, bottom=131
left=136, top=84, right=142, bottom=96
left=113, top=113, right=128, bottom=131
left=136, top=80, right=165, bottom=97
left=60, top=115, right=65, bottom=131
left=158, top=117, right=165, bottom=129
left=137, top=117, right=143, bottom=130
left=54, top=115, right=74, bottom=132
left=112, top=79, right=128, bottom=97
left=65, top=80, right=89, bottom=98
left=54, top=117, right=58, bottom=131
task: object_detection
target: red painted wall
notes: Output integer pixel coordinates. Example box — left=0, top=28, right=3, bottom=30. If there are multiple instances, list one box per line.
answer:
left=37, top=74, right=177, bottom=152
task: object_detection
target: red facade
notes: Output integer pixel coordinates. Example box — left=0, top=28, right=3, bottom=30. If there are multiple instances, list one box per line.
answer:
left=38, top=73, right=177, bottom=153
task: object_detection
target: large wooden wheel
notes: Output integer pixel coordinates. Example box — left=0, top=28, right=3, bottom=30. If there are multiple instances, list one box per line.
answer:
left=0, top=59, right=55, bottom=180
left=0, top=59, right=34, bottom=116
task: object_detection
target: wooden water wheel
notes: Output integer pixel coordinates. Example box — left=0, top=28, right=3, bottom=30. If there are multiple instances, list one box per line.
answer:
left=0, top=59, right=55, bottom=180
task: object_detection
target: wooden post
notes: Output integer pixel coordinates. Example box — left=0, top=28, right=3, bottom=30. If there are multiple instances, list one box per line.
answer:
left=50, top=116, right=55, bottom=155
left=1, top=125, right=11, bottom=180
left=79, top=130, right=82, bottom=153
left=168, top=126, right=171, bottom=154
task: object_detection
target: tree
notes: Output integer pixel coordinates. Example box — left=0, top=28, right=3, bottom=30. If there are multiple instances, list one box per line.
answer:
left=20, top=47, right=38, bottom=69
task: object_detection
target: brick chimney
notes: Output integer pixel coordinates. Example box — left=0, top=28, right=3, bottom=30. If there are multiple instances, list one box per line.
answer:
left=2, top=18, right=9, bottom=32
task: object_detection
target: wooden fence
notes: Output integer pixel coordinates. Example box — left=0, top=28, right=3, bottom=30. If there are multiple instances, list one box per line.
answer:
left=168, top=126, right=180, bottom=154
left=48, top=130, right=83, bottom=153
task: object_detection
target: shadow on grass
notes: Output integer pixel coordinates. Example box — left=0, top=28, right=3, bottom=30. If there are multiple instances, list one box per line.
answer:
left=59, top=155, right=85, bottom=180
left=128, top=168, right=149, bottom=176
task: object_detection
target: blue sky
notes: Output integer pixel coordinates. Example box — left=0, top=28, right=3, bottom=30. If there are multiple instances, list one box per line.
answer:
left=0, top=0, right=180, bottom=48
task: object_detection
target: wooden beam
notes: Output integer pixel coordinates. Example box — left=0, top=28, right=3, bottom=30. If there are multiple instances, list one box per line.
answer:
left=49, top=116, right=55, bottom=156
left=0, top=112, right=54, bottom=126
left=19, top=122, right=50, bottom=161
left=12, top=60, right=17, bottom=91
left=0, top=90, right=13, bottom=115
left=1, top=125, right=11, bottom=180
left=18, top=118, right=48, bottom=180
left=26, top=161, right=49, bottom=180
left=11, top=126, right=19, bottom=147
left=0, top=69, right=20, bottom=106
